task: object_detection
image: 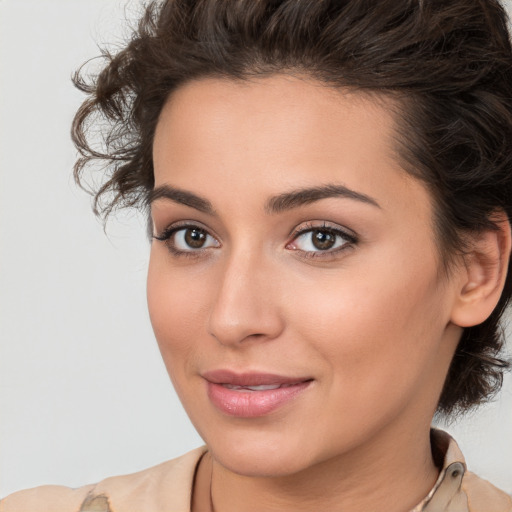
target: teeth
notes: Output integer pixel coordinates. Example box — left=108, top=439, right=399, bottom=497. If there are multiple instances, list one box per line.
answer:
left=222, top=384, right=282, bottom=391
left=245, top=384, right=282, bottom=391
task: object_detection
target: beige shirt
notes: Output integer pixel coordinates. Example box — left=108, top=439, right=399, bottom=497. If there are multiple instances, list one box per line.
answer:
left=1, top=430, right=510, bottom=512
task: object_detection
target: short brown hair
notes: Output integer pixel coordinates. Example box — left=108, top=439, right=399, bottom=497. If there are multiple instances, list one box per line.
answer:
left=72, top=0, right=512, bottom=416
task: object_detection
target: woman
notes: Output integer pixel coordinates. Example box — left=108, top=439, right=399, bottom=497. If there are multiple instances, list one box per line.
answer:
left=2, top=0, right=512, bottom=510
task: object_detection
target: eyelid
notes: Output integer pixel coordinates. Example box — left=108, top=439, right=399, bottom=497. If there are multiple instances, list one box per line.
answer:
left=288, top=221, right=357, bottom=243
left=153, top=220, right=218, bottom=241
left=286, top=221, right=358, bottom=258
left=152, top=221, right=221, bottom=258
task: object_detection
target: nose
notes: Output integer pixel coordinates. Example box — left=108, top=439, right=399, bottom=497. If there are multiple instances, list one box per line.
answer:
left=207, top=251, right=285, bottom=347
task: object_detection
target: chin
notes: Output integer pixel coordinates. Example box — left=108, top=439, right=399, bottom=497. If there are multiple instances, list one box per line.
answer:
left=200, top=425, right=322, bottom=478
left=211, top=444, right=308, bottom=478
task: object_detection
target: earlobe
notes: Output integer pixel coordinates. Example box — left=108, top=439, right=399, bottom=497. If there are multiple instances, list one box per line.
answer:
left=450, top=213, right=511, bottom=328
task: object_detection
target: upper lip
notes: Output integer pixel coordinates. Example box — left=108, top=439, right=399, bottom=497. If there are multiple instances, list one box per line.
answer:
left=202, top=369, right=312, bottom=386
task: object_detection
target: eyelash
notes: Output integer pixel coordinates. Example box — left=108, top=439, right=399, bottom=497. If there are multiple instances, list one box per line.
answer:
left=153, top=221, right=358, bottom=260
left=152, top=222, right=217, bottom=259
left=287, top=222, right=358, bottom=259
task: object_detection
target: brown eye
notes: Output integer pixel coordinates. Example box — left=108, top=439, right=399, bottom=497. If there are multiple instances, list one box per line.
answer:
left=287, top=225, right=356, bottom=256
left=164, top=225, right=219, bottom=253
left=311, top=230, right=336, bottom=250
left=184, top=228, right=208, bottom=248
left=154, top=224, right=220, bottom=254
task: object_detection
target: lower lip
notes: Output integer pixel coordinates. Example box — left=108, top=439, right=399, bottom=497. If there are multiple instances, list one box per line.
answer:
left=206, top=381, right=311, bottom=418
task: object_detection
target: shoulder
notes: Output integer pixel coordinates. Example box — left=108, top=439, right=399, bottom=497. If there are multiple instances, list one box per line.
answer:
left=0, top=447, right=207, bottom=512
left=0, top=485, right=95, bottom=512
left=463, top=471, right=512, bottom=512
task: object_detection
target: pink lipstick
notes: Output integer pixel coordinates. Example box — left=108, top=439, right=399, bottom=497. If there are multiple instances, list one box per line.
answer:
left=203, top=370, right=312, bottom=418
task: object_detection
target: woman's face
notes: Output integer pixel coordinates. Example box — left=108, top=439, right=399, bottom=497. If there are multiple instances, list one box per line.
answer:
left=148, top=76, right=463, bottom=476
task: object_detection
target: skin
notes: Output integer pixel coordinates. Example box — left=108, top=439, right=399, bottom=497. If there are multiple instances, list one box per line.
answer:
left=147, top=75, right=494, bottom=512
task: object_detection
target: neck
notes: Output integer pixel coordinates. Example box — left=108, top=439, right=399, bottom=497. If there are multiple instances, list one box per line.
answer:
left=202, top=422, right=439, bottom=512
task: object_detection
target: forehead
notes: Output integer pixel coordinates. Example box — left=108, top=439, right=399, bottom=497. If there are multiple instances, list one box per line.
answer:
left=154, top=75, right=399, bottom=172
left=152, top=75, right=431, bottom=218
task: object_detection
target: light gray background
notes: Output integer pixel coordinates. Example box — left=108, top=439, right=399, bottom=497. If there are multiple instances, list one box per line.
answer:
left=1, top=0, right=511, bottom=498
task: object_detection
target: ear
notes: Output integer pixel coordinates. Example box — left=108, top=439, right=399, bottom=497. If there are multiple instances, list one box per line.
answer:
left=450, top=212, right=511, bottom=328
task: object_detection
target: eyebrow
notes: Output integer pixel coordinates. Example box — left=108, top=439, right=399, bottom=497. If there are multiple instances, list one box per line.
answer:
left=148, top=185, right=216, bottom=215
left=148, top=183, right=380, bottom=215
left=265, top=184, right=381, bottom=213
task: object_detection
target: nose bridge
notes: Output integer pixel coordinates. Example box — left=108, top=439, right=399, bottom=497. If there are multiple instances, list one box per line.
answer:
left=207, top=245, right=283, bottom=346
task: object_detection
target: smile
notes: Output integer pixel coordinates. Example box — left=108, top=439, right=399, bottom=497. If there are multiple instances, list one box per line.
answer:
left=203, top=370, right=313, bottom=418
left=222, top=383, right=295, bottom=391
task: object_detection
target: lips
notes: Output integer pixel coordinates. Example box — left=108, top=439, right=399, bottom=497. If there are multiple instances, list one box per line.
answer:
left=203, top=370, right=313, bottom=418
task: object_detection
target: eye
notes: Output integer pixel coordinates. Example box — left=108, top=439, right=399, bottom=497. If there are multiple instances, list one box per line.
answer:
left=153, top=224, right=220, bottom=255
left=286, top=223, right=357, bottom=257
left=174, top=227, right=217, bottom=250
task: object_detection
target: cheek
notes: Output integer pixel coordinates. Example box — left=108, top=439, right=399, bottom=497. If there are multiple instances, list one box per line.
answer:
left=288, top=251, right=450, bottom=406
left=146, top=251, right=209, bottom=380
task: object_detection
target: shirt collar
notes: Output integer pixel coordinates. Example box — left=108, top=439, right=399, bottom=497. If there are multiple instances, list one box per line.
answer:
left=411, top=429, right=468, bottom=512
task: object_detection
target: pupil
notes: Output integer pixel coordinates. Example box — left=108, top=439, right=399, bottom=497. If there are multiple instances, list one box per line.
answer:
left=185, top=228, right=206, bottom=248
left=312, top=230, right=335, bottom=250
